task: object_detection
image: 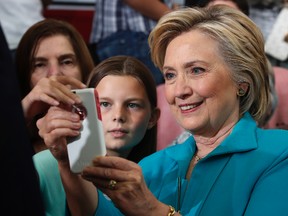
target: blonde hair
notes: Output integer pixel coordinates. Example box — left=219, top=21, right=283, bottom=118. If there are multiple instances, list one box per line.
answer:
left=149, top=6, right=271, bottom=124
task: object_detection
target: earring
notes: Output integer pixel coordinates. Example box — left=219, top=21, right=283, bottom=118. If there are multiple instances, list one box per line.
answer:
left=237, top=88, right=246, bottom=97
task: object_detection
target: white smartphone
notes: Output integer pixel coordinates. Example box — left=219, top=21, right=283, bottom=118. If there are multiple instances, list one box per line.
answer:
left=67, top=88, right=106, bottom=173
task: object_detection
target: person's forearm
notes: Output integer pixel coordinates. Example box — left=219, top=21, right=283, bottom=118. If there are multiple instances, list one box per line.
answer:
left=59, top=162, right=98, bottom=216
left=123, top=0, right=171, bottom=21
left=21, top=97, right=35, bottom=124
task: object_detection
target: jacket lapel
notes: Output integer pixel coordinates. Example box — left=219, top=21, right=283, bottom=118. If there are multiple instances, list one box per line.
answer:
left=170, top=113, right=258, bottom=214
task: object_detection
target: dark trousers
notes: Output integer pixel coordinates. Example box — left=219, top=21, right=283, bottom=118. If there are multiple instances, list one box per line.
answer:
left=95, top=30, right=164, bottom=85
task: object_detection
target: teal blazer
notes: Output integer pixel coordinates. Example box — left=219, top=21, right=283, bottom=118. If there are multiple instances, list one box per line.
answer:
left=96, top=113, right=288, bottom=215
left=34, top=112, right=288, bottom=216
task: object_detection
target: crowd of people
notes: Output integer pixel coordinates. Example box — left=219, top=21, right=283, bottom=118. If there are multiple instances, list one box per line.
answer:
left=1, top=1, right=288, bottom=215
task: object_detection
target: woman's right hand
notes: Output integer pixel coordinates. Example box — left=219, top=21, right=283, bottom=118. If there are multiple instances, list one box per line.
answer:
left=82, top=156, right=172, bottom=216
left=22, top=75, right=86, bottom=124
left=36, top=105, right=82, bottom=164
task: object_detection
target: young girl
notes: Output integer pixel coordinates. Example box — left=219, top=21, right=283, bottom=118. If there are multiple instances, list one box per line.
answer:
left=33, top=55, right=160, bottom=215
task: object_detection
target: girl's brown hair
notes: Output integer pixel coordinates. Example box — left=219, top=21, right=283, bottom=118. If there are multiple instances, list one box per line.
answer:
left=87, top=55, right=158, bottom=163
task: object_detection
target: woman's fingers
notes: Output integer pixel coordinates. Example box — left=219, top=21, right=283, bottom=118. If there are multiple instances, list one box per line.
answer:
left=37, top=106, right=81, bottom=143
left=35, top=76, right=84, bottom=105
left=50, top=75, right=86, bottom=89
left=81, top=156, right=157, bottom=216
left=82, top=156, right=142, bottom=184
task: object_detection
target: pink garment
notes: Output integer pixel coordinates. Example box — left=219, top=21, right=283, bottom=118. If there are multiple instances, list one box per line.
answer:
left=156, top=84, right=184, bottom=150
left=264, top=66, right=288, bottom=130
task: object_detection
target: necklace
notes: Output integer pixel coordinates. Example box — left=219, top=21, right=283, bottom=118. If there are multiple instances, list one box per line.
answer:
left=178, top=154, right=201, bottom=212
left=194, top=154, right=202, bottom=162
left=185, top=153, right=203, bottom=180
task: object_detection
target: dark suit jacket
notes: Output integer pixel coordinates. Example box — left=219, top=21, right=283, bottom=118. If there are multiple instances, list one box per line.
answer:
left=0, top=25, right=44, bottom=215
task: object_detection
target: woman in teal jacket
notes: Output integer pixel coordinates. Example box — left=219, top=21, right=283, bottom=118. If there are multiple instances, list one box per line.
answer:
left=139, top=113, right=288, bottom=215
left=93, top=112, right=288, bottom=215
left=36, top=6, right=288, bottom=216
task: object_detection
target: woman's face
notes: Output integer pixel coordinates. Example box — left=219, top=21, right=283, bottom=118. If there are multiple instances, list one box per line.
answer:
left=163, top=29, right=240, bottom=136
left=96, top=75, right=154, bottom=157
left=30, top=35, right=82, bottom=87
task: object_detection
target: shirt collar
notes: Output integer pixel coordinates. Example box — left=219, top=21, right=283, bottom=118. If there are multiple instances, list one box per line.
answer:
left=165, top=112, right=258, bottom=163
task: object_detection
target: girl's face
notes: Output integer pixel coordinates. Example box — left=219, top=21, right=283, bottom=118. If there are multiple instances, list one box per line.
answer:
left=163, top=29, right=240, bottom=137
left=96, top=75, right=155, bottom=157
left=30, top=35, right=82, bottom=87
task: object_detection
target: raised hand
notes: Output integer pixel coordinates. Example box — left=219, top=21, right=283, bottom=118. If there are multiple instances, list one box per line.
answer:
left=36, top=105, right=81, bottom=162
left=82, top=156, right=167, bottom=216
left=22, top=75, right=86, bottom=124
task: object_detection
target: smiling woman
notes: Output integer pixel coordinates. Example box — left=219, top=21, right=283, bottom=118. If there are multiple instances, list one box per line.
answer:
left=32, top=6, right=288, bottom=216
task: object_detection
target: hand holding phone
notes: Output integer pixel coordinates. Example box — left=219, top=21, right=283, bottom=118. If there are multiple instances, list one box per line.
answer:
left=67, top=88, right=106, bottom=173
